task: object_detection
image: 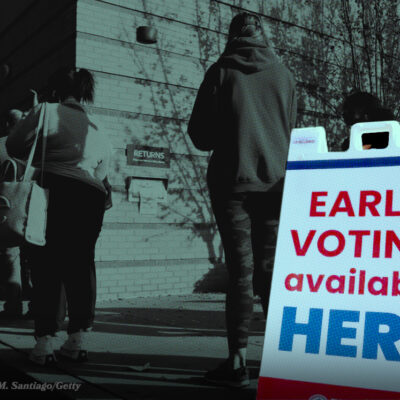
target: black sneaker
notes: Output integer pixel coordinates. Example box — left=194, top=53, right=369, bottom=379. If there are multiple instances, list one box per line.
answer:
left=204, top=360, right=250, bottom=388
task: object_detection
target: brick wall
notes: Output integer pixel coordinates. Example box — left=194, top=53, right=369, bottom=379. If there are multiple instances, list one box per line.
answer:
left=0, top=0, right=358, bottom=299
left=74, top=0, right=331, bottom=299
left=75, top=0, right=225, bottom=299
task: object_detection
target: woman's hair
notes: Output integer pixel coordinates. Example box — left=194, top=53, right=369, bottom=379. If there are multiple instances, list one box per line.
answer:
left=48, top=67, right=95, bottom=103
left=228, top=12, right=264, bottom=42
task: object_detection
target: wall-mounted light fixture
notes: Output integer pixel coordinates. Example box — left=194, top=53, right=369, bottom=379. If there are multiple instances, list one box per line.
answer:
left=136, top=26, right=157, bottom=44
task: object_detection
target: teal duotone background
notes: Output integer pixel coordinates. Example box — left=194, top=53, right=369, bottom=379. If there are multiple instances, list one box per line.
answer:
left=1, top=0, right=399, bottom=299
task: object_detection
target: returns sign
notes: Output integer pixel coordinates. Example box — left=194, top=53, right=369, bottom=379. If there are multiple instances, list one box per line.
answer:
left=126, top=145, right=170, bottom=168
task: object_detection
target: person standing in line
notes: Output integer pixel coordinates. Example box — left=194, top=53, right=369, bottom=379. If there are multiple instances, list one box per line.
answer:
left=341, top=91, right=394, bottom=151
left=188, top=12, right=297, bottom=387
left=0, top=90, right=38, bottom=319
left=6, top=67, right=111, bottom=365
left=0, top=111, right=24, bottom=319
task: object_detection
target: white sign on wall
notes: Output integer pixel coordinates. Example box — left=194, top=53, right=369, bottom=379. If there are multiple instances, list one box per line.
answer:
left=128, top=178, right=167, bottom=215
left=257, top=121, right=400, bottom=400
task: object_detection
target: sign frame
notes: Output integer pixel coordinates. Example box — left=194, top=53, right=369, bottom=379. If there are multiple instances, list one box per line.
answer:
left=257, top=121, right=400, bottom=400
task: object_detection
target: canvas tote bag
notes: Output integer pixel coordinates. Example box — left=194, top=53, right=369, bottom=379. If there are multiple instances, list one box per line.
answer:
left=0, top=103, right=49, bottom=247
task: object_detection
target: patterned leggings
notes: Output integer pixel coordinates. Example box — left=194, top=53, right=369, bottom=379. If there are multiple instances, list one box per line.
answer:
left=210, top=191, right=281, bottom=352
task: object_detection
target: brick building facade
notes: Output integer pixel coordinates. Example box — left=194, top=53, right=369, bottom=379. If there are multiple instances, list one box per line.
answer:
left=1, top=0, right=365, bottom=300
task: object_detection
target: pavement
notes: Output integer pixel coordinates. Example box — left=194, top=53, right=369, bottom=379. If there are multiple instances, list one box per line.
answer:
left=0, top=293, right=266, bottom=400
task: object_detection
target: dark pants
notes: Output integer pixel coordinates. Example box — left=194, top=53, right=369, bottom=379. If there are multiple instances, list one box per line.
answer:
left=29, top=173, right=105, bottom=337
left=210, top=191, right=282, bottom=352
left=0, top=247, right=22, bottom=314
left=19, top=246, right=33, bottom=300
left=21, top=244, right=66, bottom=329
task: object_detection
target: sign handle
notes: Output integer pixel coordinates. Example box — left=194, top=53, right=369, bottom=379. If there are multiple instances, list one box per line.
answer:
left=349, top=120, right=400, bottom=150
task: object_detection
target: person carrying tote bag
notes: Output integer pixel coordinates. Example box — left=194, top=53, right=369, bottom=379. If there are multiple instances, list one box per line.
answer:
left=0, top=103, right=49, bottom=248
left=6, top=67, right=111, bottom=366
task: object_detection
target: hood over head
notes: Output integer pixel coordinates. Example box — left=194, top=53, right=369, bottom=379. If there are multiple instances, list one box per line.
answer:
left=218, top=33, right=278, bottom=74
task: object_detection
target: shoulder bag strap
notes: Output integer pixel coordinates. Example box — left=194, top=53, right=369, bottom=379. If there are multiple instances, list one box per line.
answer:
left=22, top=103, right=46, bottom=182
left=40, top=103, right=49, bottom=186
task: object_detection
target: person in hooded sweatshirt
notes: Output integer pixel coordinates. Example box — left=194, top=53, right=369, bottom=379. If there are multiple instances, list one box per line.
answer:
left=188, top=12, right=297, bottom=388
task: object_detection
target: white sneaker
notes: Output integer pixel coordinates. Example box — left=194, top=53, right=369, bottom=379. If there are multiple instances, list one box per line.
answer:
left=59, top=330, right=89, bottom=362
left=29, top=335, right=57, bottom=366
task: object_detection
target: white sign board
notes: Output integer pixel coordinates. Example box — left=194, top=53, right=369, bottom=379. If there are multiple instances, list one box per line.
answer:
left=128, top=178, right=167, bottom=215
left=257, top=121, right=400, bottom=400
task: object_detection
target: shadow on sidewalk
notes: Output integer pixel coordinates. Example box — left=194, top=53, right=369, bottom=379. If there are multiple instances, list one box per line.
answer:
left=0, top=350, right=74, bottom=400
left=0, top=347, right=260, bottom=400
left=0, top=299, right=265, bottom=399
left=93, top=307, right=266, bottom=337
left=0, top=318, right=34, bottom=336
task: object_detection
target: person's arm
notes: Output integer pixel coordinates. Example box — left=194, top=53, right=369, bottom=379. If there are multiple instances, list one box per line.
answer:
left=188, top=63, right=220, bottom=151
left=97, top=138, right=113, bottom=210
left=6, top=104, right=42, bottom=159
left=30, top=89, right=39, bottom=107
left=103, top=176, right=113, bottom=210
left=94, top=133, right=112, bottom=182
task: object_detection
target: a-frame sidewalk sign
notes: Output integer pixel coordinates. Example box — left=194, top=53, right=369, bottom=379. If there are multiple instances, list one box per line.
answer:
left=257, top=121, right=400, bottom=400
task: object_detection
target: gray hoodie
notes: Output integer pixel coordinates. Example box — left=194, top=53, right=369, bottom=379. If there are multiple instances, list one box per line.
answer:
left=188, top=35, right=297, bottom=194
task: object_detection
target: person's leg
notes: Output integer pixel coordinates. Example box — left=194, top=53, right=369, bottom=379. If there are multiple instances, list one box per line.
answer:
left=29, top=245, right=64, bottom=336
left=29, top=173, right=73, bottom=365
left=30, top=173, right=75, bottom=338
left=250, top=192, right=282, bottom=317
left=56, top=180, right=105, bottom=360
left=19, top=245, right=34, bottom=318
left=19, top=245, right=32, bottom=299
left=0, top=246, right=22, bottom=317
left=29, top=240, right=64, bottom=365
left=55, top=285, right=67, bottom=332
left=206, top=191, right=253, bottom=386
left=60, top=254, right=97, bottom=361
left=60, top=182, right=104, bottom=334
left=27, top=237, right=67, bottom=328
left=223, top=198, right=254, bottom=367
left=63, top=253, right=97, bottom=334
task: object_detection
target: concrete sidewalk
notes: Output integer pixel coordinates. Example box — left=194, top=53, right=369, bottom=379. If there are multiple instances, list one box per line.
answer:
left=0, top=294, right=266, bottom=400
